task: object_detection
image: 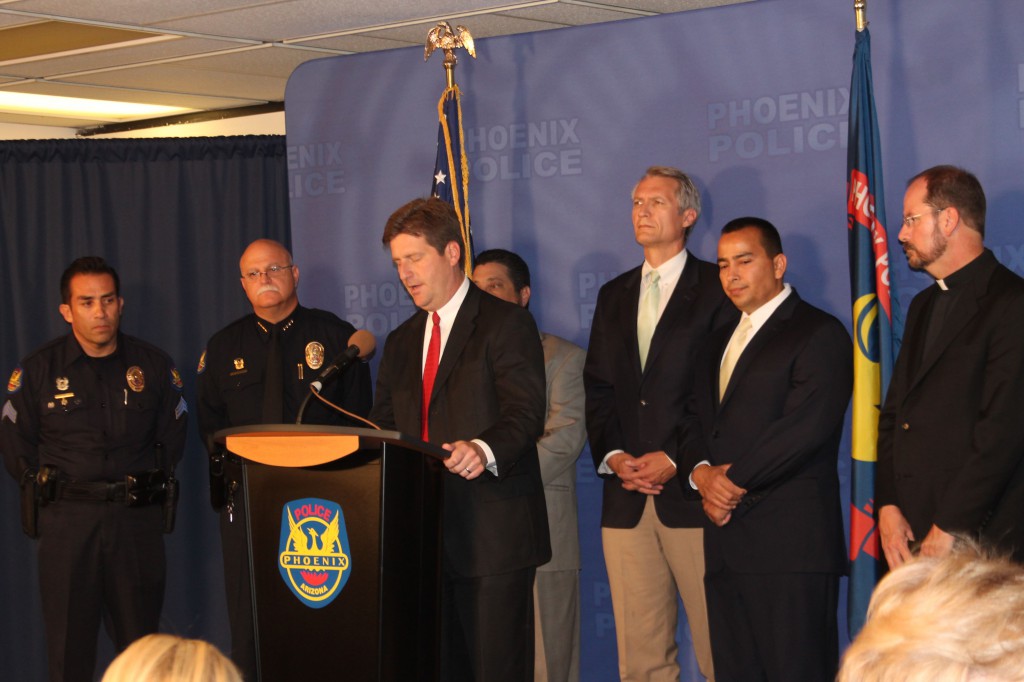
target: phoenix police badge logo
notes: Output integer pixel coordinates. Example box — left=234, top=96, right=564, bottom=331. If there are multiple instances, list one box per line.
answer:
left=126, top=366, right=145, bottom=392
left=304, top=341, right=325, bottom=370
left=278, top=498, right=351, bottom=608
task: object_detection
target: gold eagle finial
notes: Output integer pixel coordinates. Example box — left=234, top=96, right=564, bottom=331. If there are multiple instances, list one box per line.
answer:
left=425, top=21, right=476, bottom=88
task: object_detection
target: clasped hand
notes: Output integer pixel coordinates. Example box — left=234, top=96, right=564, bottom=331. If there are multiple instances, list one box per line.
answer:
left=692, top=463, right=746, bottom=527
left=608, top=451, right=677, bottom=495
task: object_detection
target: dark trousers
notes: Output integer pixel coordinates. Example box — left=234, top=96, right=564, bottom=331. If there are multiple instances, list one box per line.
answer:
left=704, top=570, right=839, bottom=682
left=441, top=561, right=536, bottom=682
left=37, top=501, right=165, bottom=682
left=219, top=482, right=258, bottom=682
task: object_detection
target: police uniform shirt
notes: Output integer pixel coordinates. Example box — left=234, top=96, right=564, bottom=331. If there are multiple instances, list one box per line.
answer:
left=1, top=333, right=187, bottom=482
left=197, top=305, right=372, bottom=443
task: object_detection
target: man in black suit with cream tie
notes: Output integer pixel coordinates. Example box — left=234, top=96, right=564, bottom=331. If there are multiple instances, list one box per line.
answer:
left=682, top=217, right=852, bottom=682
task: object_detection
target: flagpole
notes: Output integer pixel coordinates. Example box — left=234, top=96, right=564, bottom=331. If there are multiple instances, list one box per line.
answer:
left=855, top=0, right=867, bottom=32
left=425, top=22, right=477, bottom=275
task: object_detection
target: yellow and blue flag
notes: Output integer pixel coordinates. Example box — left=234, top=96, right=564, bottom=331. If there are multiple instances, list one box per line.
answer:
left=431, top=85, right=473, bottom=275
left=846, top=27, right=903, bottom=634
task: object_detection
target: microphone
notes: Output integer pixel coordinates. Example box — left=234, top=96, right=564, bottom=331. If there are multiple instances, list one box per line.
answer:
left=309, top=330, right=375, bottom=393
left=295, top=330, right=375, bottom=425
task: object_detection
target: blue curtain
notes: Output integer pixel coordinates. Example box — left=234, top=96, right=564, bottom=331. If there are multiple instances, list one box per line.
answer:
left=0, top=135, right=290, bottom=680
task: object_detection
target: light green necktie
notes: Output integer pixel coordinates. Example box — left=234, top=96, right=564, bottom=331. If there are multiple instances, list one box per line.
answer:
left=637, top=270, right=661, bottom=370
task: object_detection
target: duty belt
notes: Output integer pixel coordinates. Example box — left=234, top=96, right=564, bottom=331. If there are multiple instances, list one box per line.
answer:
left=57, top=480, right=127, bottom=503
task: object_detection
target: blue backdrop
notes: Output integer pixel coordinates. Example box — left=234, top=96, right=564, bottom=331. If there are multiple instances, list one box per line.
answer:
left=284, top=0, right=1024, bottom=678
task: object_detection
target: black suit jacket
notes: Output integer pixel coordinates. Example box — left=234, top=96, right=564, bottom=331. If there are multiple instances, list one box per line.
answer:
left=370, top=283, right=551, bottom=577
left=876, top=250, right=1024, bottom=560
left=679, top=291, right=851, bottom=574
left=585, top=253, right=736, bottom=528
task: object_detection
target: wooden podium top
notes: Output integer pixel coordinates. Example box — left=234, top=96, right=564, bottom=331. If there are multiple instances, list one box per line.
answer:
left=214, top=425, right=448, bottom=467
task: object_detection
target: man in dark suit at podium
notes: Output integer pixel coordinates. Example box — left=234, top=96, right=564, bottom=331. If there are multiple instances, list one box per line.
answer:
left=370, top=197, right=550, bottom=682
left=197, top=238, right=372, bottom=680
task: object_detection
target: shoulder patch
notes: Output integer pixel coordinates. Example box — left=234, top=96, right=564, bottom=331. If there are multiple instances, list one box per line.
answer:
left=197, top=350, right=207, bottom=375
left=170, top=367, right=184, bottom=390
left=7, top=367, right=23, bottom=394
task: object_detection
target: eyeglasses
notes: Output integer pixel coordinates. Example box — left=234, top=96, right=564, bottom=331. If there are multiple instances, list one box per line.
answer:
left=242, top=264, right=294, bottom=281
left=901, top=208, right=942, bottom=228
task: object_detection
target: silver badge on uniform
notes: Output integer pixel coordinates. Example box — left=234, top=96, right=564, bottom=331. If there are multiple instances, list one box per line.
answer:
left=55, top=377, right=69, bottom=391
left=305, top=341, right=325, bottom=370
left=126, top=366, right=145, bottom=393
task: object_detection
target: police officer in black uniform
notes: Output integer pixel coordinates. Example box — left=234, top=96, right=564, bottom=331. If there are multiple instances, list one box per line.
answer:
left=197, top=239, right=372, bottom=680
left=1, top=256, right=187, bottom=682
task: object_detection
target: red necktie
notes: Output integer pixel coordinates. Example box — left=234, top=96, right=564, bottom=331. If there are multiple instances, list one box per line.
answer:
left=421, top=312, right=441, bottom=441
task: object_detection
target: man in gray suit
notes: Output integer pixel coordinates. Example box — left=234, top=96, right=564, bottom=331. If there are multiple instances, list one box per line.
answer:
left=474, top=249, right=587, bottom=682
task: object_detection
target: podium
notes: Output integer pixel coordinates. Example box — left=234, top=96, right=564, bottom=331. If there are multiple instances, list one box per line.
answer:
left=214, top=425, right=447, bottom=681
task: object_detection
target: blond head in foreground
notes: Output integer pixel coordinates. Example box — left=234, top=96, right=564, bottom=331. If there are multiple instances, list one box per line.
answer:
left=838, top=542, right=1024, bottom=681
left=102, top=634, right=242, bottom=682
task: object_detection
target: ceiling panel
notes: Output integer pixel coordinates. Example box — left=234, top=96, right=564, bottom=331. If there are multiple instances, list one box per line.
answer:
left=61, top=64, right=284, bottom=101
left=150, top=0, right=530, bottom=41
left=364, top=14, right=568, bottom=45
left=0, top=20, right=159, bottom=61
left=0, top=37, right=244, bottom=79
left=0, top=13, right=38, bottom=29
left=0, top=0, right=756, bottom=131
left=626, top=0, right=754, bottom=11
left=59, top=46, right=327, bottom=101
left=292, top=33, right=417, bottom=54
left=0, top=0, right=283, bottom=27
left=499, top=4, right=650, bottom=25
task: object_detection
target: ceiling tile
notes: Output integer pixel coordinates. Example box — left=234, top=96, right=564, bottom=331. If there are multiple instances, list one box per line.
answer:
left=366, top=14, right=566, bottom=44
left=0, top=20, right=156, bottom=61
left=149, top=0, right=534, bottom=41
left=293, top=34, right=418, bottom=54
left=0, top=37, right=244, bottom=79
left=498, top=4, right=647, bottom=25
left=0, top=0, right=757, bottom=130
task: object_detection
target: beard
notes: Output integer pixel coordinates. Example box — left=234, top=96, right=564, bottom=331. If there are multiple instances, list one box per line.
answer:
left=902, top=227, right=948, bottom=271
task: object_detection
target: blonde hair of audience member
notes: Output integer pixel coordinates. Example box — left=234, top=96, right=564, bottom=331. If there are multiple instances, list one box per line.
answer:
left=837, top=541, right=1024, bottom=681
left=102, top=634, right=242, bottom=682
